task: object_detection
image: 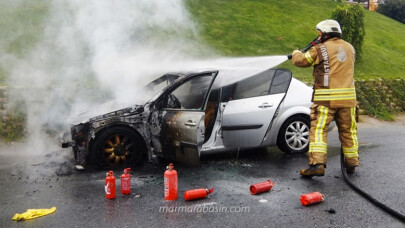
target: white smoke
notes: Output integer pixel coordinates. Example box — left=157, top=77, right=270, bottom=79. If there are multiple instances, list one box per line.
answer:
left=0, top=0, right=215, bottom=158
left=0, top=0, right=287, bottom=159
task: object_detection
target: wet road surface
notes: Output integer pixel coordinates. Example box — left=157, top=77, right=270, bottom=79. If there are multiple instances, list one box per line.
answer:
left=0, top=116, right=405, bottom=227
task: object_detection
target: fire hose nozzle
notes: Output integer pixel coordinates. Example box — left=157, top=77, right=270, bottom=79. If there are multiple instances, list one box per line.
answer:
left=288, top=36, right=320, bottom=61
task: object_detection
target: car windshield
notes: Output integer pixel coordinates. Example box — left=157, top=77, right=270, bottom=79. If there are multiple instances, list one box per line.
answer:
left=143, top=74, right=180, bottom=99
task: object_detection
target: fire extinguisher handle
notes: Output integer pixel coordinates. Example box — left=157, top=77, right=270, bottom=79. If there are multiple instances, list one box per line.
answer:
left=124, top=168, right=131, bottom=173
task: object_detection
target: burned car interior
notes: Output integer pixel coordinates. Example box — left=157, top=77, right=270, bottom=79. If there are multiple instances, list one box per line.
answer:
left=164, top=74, right=214, bottom=110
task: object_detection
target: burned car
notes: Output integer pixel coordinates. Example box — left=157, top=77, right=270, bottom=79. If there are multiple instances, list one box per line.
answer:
left=61, top=68, right=314, bottom=169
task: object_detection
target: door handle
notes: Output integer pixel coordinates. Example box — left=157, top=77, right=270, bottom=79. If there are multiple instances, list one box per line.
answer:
left=184, top=120, right=197, bottom=127
left=258, top=103, right=273, bottom=108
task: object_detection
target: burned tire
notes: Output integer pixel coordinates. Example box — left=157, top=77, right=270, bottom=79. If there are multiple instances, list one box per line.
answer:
left=277, top=115, right=310, bottom=154
left=92, top=126, right=146, bottom=169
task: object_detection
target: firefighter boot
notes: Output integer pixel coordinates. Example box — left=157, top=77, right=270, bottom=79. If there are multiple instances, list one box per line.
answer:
left=346, top=167, right=355, bottom=174
left=345, top=157, right=359, bottom=174
left=300, top=164, right=325, bottom=177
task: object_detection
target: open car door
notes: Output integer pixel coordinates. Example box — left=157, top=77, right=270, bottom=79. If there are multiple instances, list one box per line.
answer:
left=222, top=69, right=292, bottom=148
left=157, top=72, right=218, bottom=166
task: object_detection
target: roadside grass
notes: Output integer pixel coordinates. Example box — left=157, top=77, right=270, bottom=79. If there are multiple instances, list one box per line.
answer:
left=0, top=1, right=48, bottom=86
left=187, top=0, right=405, bottom=81
left=356, top=12, right=405, bottom=78
left=2, top=0, right=405, bottom=82
left=187, top=0, right=338, bottom=56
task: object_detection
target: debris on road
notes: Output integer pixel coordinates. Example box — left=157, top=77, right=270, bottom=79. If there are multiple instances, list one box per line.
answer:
left=325, top=208, right=336, bottom=214
left=12, top=207, right=56, bottom=221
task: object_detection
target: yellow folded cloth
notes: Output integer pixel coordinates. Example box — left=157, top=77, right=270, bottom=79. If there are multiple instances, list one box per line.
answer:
left=12, top=207, right=56, bottom=221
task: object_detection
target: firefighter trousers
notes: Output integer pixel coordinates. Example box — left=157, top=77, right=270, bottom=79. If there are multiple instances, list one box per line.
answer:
left=308, top=104, right=360, bottom=168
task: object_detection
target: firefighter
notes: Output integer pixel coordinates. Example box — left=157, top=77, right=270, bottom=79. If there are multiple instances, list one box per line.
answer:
left=291, top=19, right=359, bottom=177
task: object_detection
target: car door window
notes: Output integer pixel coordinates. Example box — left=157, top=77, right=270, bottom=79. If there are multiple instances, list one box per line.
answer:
left=233, top=69, right=276, bottom=100
left=269, top=70, right=291, bottom=94
left=165, top=75, right=213, bottom=110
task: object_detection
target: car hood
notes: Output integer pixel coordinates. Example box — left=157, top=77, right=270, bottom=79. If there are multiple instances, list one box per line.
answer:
left=67, top=101, right=143, bottom=125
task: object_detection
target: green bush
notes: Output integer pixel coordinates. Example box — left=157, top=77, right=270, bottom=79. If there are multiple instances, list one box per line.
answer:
left=332, top=4, right=365, bottom=60
left=356, top=79, right=405, bottom=120
left=385, top=79, right=405, bottom=112
left=378, top=0, right=405, bottom=24
left=0, top=111, right=26, bottom=141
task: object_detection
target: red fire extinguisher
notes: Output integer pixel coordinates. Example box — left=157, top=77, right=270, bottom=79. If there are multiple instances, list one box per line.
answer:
left=249, top=180, right=275, bottom=195
left=121, top=168, right=131, bottom=195
left=184, top=188, right=214, bottom=201
left=164, top=163, right=178, bottom=200
left=300, top=192, right=325, bottom=206
left=105, top=171, right=116, bottom=199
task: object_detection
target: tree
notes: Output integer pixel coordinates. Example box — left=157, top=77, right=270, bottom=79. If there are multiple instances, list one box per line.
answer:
left=332, top=4, right=366, bottom=60
left=378, top=0, right=405, bottom=24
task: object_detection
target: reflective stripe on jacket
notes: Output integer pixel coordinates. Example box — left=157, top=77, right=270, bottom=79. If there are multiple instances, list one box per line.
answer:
left=292, top=38, right=357, bottom=108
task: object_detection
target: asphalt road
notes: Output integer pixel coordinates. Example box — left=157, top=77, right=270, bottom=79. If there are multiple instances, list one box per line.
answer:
left=1, top=115, right=405, bottom=227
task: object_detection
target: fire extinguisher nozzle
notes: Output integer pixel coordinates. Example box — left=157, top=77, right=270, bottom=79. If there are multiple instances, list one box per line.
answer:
left=124, top=168, right=131, bottom=173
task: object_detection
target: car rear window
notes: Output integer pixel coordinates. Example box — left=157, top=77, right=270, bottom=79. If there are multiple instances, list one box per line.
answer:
left=233, top=69, right=275, bottom=100
left=269, top=70, right=291, bottom=95
left=233, top=69, right=291, bottom=100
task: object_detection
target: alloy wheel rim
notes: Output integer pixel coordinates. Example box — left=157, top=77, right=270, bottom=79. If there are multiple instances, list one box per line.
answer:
left=285, top=120, right=309, bottom=151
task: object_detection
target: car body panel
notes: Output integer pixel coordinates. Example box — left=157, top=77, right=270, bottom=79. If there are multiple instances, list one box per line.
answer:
left=158, top=110, right=205, bottom=166
left=222, top=93, right=285, bottom=148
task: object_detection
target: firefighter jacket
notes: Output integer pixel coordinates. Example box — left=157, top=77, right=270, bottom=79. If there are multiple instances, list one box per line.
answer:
left=292, top=37, right=357, bottom=108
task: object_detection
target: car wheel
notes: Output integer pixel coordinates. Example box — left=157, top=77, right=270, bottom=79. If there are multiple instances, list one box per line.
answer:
left=92, top=126, right=146, bottom=169
left=277, top=115, right=310, bottom=154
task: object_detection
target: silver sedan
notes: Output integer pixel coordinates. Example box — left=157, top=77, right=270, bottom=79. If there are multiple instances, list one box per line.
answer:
left=60, top=68, right=320, bottom=169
